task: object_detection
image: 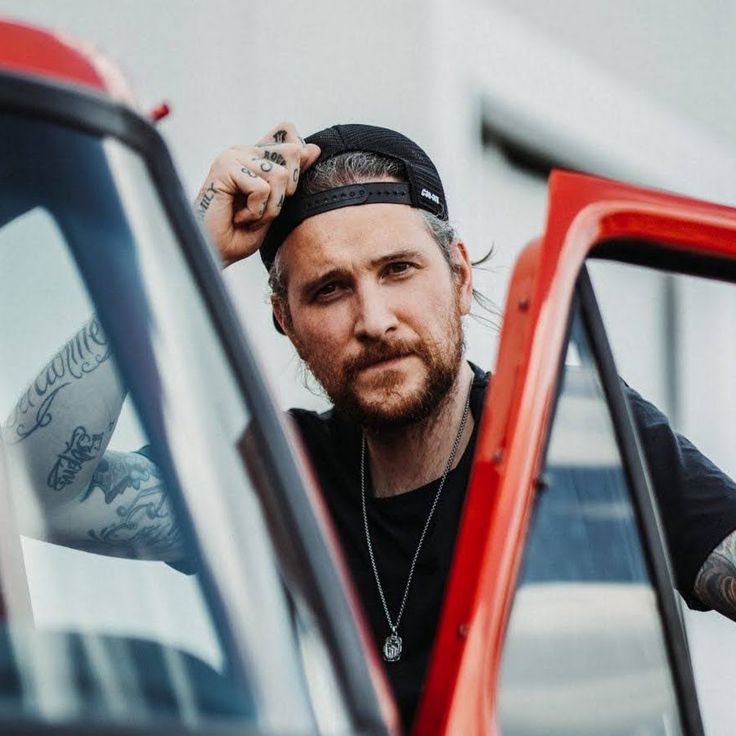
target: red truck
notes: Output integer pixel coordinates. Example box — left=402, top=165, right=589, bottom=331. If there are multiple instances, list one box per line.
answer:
left=0, top=17, right=734, bottom=736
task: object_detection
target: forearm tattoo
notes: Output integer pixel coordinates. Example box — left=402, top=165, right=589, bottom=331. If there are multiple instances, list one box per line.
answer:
left=694, top=529, right=736, bottom=620
left=47, top=425, right=104, bottom=491
left=81, top=453, right=182, bottom=558
left=6, top=318, right=111, bottom=442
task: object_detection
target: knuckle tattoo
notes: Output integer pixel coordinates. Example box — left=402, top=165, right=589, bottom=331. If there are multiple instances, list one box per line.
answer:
left=251, top=157, right=274, bottom=173
left=263, top=150, right=288, bottom=167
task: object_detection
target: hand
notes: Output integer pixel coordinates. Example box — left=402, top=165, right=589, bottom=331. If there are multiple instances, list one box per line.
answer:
left=194, top=122, right=321, bottom=267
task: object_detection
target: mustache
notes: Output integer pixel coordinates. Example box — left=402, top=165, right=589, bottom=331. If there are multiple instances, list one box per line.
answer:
left=343, top=340, right=421, bottom=376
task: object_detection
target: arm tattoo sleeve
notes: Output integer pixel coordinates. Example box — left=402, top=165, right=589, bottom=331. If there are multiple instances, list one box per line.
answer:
left=5, top=316, right=113, bottom=443
left=51, top=451, right=184, bottom=562
left=694, top=528, right=736, bottom=620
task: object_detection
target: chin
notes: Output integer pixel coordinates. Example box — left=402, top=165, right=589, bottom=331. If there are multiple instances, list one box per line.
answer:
left=340, top=382, right=441, bottom=431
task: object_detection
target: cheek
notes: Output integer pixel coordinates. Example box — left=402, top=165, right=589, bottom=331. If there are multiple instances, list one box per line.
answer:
left=398, top=281, right=458, bottom=329
left=289, top=305, right=351, bottom=359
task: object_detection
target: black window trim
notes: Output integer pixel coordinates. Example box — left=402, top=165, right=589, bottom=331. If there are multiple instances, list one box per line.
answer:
left=0, top=69, right=390, bottom=735
left=576, top=266, right=704, bottom=736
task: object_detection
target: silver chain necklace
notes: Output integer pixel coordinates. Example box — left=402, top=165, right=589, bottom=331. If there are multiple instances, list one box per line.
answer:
left=360, top=385, right=472, bottom=663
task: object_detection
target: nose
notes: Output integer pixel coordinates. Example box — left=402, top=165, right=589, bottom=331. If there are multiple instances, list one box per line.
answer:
left=354, top=283, right=399, bottom=340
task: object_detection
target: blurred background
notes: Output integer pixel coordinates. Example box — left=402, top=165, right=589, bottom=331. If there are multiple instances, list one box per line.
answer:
left=3, top=0, right=735, bottom=411
left=2, top=1, right=736, bottom=732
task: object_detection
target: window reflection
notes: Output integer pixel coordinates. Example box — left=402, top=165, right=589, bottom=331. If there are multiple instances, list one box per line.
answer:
left=497, top=309, right=681, bottom=736
left=0, top=111, right=313, bottom=731
left=588, top=255, right=736, bottom=736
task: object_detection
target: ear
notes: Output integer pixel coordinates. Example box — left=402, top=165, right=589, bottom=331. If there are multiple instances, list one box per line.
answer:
left=270, top=295, right=291, bottom=338
left=452, top=240, right=474, bottom=316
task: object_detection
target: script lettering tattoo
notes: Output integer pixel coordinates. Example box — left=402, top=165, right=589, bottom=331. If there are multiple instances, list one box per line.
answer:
left=241, top=166, right=257, bottom=178
left=84, top=453, right=180, bottom=556
left=293, top=166, right=299, bottom=183
left=277, top=193, right=284, bottom=209
left=47, top=425, right=104, bottom=491
left=694, top=529, right=736, bottom=621
left=273, top=129, right=287, bottom=143
left=11, top=383, right=69, bottom=441
left=263, top=150, right=287, bottom=167
left=7, top=319, right=111, bottom=442
left=197, top=181, right=217, bottom=220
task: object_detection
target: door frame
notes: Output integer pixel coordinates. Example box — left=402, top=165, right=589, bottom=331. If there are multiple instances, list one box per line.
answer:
left=417, top=170, right=736, bottom=735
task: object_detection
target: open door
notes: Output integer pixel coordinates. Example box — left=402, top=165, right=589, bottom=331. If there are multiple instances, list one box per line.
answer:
left=417, top=171, right=736, bottom=735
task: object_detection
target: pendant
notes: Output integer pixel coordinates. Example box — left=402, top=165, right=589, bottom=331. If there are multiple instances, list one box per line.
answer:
left=383, top=633, right=402, bottom=662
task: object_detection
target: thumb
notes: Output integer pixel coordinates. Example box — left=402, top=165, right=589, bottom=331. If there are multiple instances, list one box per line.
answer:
left=300, top=143, right=321, bottom=172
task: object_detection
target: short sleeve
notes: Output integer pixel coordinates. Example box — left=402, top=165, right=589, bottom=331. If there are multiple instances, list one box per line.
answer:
left=623, top=382, right=736, bottom=610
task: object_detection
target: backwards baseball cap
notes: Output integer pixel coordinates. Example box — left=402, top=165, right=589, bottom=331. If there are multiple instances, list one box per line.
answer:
left=259, top=123, right=449, bottom=271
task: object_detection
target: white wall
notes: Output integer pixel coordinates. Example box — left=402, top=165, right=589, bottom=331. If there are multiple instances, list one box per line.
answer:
left=3, top=2, right=736, bottom=731
left=3, top=0, right=735, bottom=408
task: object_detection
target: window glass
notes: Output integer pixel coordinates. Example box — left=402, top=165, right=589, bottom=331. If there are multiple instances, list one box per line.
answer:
left=0, top=207, right=222, bottom=669
left=588, top=255, right=736, bottom=736
left=497, top=307, right=681, bottom=736
left=0, top=111, right=322, bottom=732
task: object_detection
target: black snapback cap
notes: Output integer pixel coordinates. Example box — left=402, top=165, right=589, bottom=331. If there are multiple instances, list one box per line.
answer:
left=260, top=123, right=448, bottom=271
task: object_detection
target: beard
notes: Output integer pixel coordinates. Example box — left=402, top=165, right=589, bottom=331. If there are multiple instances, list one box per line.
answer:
left=297, top=298, right=465, bottom=431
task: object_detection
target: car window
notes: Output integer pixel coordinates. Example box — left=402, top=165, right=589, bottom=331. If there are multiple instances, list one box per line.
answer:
left=0, top=205, right=224, bottom=665
left=0, top=111, right=326, bottom=732
left=497, top=305, right=682, bottom=736
left=588, top=254, right=736, bottom=736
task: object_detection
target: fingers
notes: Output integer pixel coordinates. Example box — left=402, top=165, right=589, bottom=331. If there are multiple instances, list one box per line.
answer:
left=234, top=153, right=290, bottom=225
left=301, top=142, right=322, bottom=173
left=256, top=122, right=322, bottom=189
left=257, top=121, right=303, bottom=147
left=251, top=141, right=304, bottom=196
left=195, top=122, right=321, bottom=266
left=227, top=163, right=270, bottom=224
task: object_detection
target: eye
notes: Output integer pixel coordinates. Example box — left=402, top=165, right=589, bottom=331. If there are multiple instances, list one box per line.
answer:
left=313, top=281, right=343, bottom=302
left=384, top=261, right=414, bottom=277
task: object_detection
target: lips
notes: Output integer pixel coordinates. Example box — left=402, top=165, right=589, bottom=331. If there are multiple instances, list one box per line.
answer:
left=360, top=355, right=410, bottom=371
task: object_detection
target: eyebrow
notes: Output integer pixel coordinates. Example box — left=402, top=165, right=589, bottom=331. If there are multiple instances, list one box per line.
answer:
left=369, top=248, right=424, bottom=268
left=299, top=268, right=350, bottom=301
left=298, top=249, right=426, bottom=301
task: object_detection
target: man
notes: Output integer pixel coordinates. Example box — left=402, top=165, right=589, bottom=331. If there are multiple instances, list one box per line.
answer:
left=194, top=121, right=736, bottom=726
left=7, top=121, right=736, bottom=729
left=199, top=124, right=482, bottom=724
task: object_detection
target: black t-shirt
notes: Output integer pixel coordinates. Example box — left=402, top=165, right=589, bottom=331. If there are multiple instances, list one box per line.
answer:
left=290, top=363, right=736, bottom=729
left=291, top=363, right=488, bottom=730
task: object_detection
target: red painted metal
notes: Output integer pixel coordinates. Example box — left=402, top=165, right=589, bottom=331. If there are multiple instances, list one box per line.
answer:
left=0, top=20, right=105, bottom=89
left=0, top=19, right=136, bottom=104
left=415, top=171, right=736, bottom=735
left=150, top=102, right=171, bottom=123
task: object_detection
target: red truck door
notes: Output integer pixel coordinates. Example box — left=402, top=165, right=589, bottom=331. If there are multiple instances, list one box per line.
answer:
left=417, top=170, right=736, bottom=735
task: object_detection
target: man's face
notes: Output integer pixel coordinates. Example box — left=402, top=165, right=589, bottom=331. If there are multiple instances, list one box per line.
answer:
left=274, top=202, right=473, bottom=428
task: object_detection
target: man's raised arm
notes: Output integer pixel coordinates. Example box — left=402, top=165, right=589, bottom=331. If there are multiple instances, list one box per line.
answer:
left=694, top=531, right=736, bottom=620
left=2, top=317, right=183, bottom=561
